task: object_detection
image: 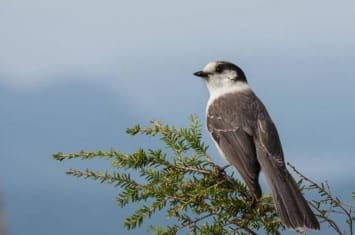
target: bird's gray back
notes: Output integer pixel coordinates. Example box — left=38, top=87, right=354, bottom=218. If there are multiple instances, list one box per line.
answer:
left=207, top=90, right=261, bottom=133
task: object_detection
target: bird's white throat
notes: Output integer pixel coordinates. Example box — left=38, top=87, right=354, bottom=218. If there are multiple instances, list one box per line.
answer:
left=207, top=81, right=250, bottom=106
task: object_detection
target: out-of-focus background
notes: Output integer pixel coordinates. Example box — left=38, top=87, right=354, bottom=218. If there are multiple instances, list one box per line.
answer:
left=1, top=1, right=354, bottom=234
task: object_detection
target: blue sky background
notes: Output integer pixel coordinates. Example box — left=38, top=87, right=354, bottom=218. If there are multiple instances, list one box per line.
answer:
left=1, top=1, right=355, bottom=234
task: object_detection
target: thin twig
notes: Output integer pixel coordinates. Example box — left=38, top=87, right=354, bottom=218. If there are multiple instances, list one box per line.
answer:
left=288, top=162, right=354, bottom=235
left=178, top=212, right=216, bottom=231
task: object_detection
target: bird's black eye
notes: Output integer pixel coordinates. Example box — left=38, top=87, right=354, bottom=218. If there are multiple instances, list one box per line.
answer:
left=215, top=65, right=223, bottom=73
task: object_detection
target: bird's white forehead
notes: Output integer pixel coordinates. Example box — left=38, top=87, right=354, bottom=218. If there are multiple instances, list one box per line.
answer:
left=202, top=62, right=218, bottom=73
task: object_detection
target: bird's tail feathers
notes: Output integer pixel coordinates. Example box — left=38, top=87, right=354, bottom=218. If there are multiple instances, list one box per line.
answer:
left=266, top=168, right=320, bottom=230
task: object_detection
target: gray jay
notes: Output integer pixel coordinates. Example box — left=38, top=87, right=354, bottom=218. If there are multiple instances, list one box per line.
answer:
left=194, top=61, right=319, bottom=230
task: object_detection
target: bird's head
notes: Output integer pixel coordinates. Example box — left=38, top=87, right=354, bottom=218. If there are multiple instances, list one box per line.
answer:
left=193, top=61, right=248, bottom=94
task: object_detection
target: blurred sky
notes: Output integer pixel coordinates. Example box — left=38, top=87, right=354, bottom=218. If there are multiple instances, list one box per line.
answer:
left=1, top=0, right=355, bottom=234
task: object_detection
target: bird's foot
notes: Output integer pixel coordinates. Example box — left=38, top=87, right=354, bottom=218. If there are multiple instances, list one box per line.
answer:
left=212, top=164, right=231, bottom=176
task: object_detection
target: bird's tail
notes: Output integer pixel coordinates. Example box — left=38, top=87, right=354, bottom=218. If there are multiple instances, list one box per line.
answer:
left=264, top=167, right=320, bottom=230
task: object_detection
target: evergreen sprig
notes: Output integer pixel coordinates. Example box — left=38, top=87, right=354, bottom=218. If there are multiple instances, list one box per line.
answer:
left=54, top=115, right=354, bottom=235
left=288, top=163, right=355, bottom=235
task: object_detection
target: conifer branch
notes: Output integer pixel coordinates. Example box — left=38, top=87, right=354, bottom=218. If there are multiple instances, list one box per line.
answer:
left=54, top=115, right=354, bottom=234
left=288, top=162, right=354, bottom=235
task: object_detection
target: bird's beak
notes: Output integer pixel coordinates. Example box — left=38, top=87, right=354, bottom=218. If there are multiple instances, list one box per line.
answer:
left=193, top=71, right=209, bottom=78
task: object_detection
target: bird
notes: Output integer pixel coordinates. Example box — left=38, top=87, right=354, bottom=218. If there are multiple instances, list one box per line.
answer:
left=193, top=61, right=320, bottom=230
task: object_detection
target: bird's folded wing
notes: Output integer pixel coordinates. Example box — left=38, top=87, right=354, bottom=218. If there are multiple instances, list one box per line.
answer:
left=256, top=118, right=285, bottom=170
left=210, top=126, right=260, bottom=193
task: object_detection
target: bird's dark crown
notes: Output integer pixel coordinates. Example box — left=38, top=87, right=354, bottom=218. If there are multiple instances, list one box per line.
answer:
left=214, top=61, right=247, bottom=82
left=194, top=61, right=247, bottom=83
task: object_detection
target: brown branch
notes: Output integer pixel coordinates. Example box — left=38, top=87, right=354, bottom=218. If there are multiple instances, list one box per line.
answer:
left=288, top=162, right=354, bottom=235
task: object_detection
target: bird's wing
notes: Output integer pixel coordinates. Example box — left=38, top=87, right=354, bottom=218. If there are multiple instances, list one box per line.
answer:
left=255, top=118, right=286, bottom=170
left=254, top=112, right=321, bottom=230
left=208, top=114, right=261, bottom=198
